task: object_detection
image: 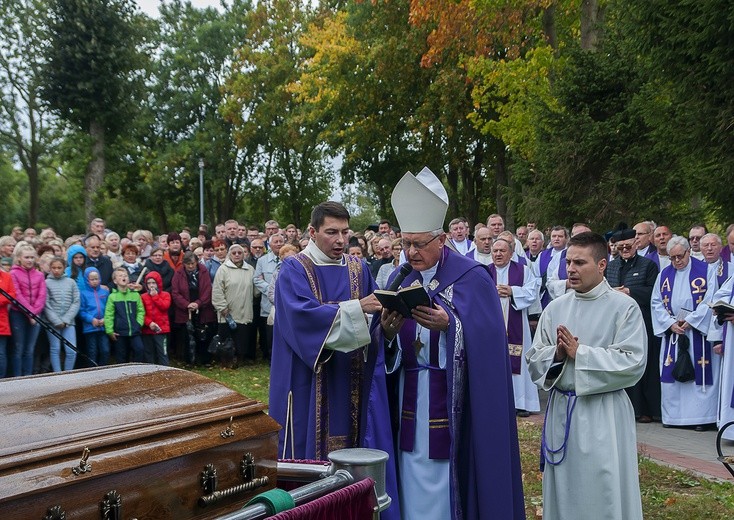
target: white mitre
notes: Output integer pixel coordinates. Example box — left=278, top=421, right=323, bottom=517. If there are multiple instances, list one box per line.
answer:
left=391, top=167, right=449, bottom=233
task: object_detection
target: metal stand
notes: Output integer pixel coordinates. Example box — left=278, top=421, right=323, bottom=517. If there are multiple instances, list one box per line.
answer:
left=215, top=448, right=391, bottom=519
left=716, top=421, right=734, bottom=478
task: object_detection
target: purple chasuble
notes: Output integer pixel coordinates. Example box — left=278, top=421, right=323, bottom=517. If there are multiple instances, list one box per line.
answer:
left=488, top=261, right=524, bottom=375
left=269, top=252, right=401, bottom=520
left=658, top=258, right=712, bottom=386
left=645, top=249, right=660, bottom=269
left=373, top=249, right=525, bottom=519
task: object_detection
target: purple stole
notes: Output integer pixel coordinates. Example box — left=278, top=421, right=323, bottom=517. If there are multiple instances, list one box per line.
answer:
left=722, top=247, right=732, bottom=264
left=538, top=249, right=567, bottom=308
left=717, top=259, right=730, bottom=288
left=293, top=253, right=365, bottom=458
left=488, top=262, right=524, bottom=375
left=397, top=319, right=450, bottom=459
left=659, top=258, right=713, bottom=386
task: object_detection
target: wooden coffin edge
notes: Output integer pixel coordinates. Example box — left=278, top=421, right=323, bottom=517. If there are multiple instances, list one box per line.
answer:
left=0, top=364, right=276, bottom=472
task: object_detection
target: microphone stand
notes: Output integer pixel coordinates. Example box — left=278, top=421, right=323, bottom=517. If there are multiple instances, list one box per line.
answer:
left=0, top=286, right=98, bottom=367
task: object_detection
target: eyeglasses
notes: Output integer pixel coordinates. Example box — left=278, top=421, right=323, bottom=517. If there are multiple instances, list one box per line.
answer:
left=618, top=244, right=635, bottom=251
left=688, top=236, right=702, bottom=241
left=669, top=252, right=689, bottom=262
left=251, top=245, right=264, bottom=249
left=215, top=247, right=227, bottom=252
left=401, top=235, right=440, bottom=251
left=230, top=251, right=244, bottom=255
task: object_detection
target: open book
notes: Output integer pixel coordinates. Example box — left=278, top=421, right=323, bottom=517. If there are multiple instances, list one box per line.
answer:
left=708, top=300, right=734, bottom=313
left=374, top=285, right=430, bottom=318
left=708, top=300, right=734, bottom=323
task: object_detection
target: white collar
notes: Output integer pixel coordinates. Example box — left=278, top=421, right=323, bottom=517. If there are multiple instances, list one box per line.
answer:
left=304, top=239, right=344, bottom=265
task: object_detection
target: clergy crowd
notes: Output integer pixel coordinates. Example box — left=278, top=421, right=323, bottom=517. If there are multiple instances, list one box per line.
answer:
left=2, top=171, right=734, bottom=519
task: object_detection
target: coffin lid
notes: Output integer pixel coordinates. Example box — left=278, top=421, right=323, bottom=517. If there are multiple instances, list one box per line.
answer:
left=0, top=364, right=269, bottom=472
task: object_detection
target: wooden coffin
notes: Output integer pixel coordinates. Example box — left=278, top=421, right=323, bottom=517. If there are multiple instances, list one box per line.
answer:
left=0, top=364, right=280, bottom=520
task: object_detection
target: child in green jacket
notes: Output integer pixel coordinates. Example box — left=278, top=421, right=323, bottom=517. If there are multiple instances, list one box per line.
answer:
left=105, top=267, right=144, bottom=363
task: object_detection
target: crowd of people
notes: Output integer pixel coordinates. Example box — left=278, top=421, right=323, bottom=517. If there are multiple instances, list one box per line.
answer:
left=2, top=191, right=734, bottom=519
left=0, top=218, right=313, bottom=377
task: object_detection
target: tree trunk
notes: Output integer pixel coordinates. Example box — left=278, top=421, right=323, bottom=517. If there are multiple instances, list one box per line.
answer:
left=86, top=119, right=106, bottom=223
left=27, top=163, right=39, bottom=227
left=543, top=3, right=558, bottom=53
left=446, top=162, right=459, bottom=223
left=494, top=140, right=508, bottom=219
left=465, top=140, right=484, bottom=228
left=580, top=0, right=605, bottom=51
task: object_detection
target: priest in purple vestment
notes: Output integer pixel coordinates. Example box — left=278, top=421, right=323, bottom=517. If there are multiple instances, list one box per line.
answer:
left=374, top=167, right=525, bottom=520
left=269, top=201, right=400, bottom=520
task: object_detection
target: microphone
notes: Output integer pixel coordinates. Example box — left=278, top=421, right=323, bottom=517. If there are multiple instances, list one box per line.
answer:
left=386, top=263, right=414, bottom=292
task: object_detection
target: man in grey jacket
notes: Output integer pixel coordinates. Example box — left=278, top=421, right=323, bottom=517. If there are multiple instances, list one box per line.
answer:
left=253, top=233, right=284, bottom=362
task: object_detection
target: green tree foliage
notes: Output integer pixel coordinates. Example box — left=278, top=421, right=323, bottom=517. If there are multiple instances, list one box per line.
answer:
left=40, top=0, right=147, bottom=222
left=518, top=41, right=698, bottom=230
left=0, top=0, right=58, bottom=226
left=619, top=0, right=734, bottom=223
left=125, top=0, right=256, bottom=230
left=223, top=0, right=333, bottom=229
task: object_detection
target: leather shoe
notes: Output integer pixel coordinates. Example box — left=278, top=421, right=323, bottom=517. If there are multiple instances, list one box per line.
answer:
left=694, top=424, right=708, bottom=432
left=516, top=409, right=531, bottom=418
left=638, top=415, right=652, bottom=423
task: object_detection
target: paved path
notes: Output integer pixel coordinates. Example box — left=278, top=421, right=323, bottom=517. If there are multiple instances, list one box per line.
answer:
left=527, top=390, right=734, bottom=482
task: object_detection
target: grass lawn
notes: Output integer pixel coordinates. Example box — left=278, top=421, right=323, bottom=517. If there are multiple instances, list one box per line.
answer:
left=189, top=362, right=734, bottom=519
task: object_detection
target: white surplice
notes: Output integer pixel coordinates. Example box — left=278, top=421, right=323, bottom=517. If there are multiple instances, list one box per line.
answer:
left=706, top=275, right=734, bottom=440
left=495, top=262, right=540, bottom=411
left=650, top=262, right=720, bottom=425
left=526, top=280, right=646, bottom=520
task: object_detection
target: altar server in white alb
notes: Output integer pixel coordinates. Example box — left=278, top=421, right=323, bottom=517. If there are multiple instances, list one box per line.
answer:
left=650, top=235, right=720, bottom=431
left=526, top=232, right=646, bottom=520
left=488, top=237, right=540, bottom=416
left=706, top=275, right=734, bottom=440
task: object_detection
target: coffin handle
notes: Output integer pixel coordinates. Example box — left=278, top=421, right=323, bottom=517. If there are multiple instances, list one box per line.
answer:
left=71, top=446, right=92, bottom=476
left=198, top=476, right=270, bottom=508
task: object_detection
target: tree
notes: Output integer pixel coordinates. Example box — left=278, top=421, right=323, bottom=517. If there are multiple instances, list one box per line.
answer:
left=223, top=0, right=333, bottom=228
left=619, top=0, right=734, bottom=223
left=0, top=0, right=57, bottom=226
left=40, top=0, right=146, bottom=222
left=128, top=0, right=256, bottom=229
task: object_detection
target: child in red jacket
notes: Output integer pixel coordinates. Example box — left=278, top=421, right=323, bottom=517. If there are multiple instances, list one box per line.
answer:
left=141, top=271, right=171, bottom=366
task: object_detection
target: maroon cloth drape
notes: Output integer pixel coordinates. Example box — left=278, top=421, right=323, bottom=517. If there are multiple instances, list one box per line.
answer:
left=270, top=477, right=376, bottom=520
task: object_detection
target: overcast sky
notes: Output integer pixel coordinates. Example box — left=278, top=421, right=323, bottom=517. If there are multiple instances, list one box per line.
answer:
left=136, top=0, right=224, bottom=18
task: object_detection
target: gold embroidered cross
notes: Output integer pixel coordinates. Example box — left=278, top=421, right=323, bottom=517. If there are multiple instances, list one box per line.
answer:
left=697, top=356, right=709, bottom=367
left=662, top=295, right=670, bottom=306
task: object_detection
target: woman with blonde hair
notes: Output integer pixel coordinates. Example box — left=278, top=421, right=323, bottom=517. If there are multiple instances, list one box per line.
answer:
left=9, top=244, right=46, bottom=376
left=132, top=230, right=154, bottom=260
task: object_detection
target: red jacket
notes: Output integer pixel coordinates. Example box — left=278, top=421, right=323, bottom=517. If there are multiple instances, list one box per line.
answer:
left=140, top=271, right=171, bottom=335
left=0, top=271, right=16, bottom=336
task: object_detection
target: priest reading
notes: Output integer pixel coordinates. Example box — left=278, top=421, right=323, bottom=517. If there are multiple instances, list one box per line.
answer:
left=526, top=232, right=646, bottom=520
left=375, top=167, right=524, bottom=520
left=269, top=201, right=399, bottom=519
